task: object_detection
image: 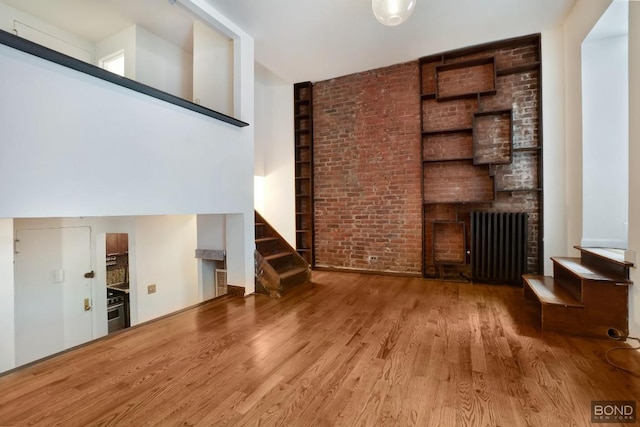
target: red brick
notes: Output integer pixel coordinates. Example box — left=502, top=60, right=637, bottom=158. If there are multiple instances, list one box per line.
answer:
left=313, top=62, right=422, bottom=274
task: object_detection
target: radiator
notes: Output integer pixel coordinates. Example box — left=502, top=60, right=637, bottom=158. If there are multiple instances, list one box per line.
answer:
left=471, top=212, right=528, bottom=284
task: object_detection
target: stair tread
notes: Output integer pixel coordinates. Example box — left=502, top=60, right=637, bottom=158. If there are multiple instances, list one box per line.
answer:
left=264, top=251, right=294, bottom=261
left=574, top=245, right=634, bottom=268
left=279, top=266, right=308, bottom=280
left=551, top=257, right=631, bottom=283
left=523, top=274, right=583, bottom=307
left=256, top=237, right=279, bottom=243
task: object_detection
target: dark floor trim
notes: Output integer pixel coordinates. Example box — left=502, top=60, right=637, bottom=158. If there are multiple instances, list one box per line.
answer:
left=313, top=266, right=422, bottom=278
left=227, top=285, right=246, bottom=296
left=0, top=29, right=249, bottom=128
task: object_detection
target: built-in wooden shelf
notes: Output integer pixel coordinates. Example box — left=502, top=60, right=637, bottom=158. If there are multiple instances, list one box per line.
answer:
left=419, top=34, right=543, bottom=280
left=513, top=146, right=541, bottom=153
left=496, top=62, right=541, bottom=77
left=496, top=188, right=542, bottom=193
left=423, top=157, right=474, bottom=163
left=473, top=109, right=513, bottom=165
left=436, top=57, right=496, bottom=101
left=294, top=82, right=315, bottom=266
left=422, top=127, right=473, bottom=136
left=432, top=221, right=467, bottom=264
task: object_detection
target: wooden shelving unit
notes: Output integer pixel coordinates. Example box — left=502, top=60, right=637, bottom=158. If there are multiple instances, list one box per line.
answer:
left=419, top=34, right=543, bottom=281
left=293, top=82, right=314, bottom=266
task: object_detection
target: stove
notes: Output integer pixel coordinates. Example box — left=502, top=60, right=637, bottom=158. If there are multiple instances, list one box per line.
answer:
left=107, top=289, right=128, bottom=333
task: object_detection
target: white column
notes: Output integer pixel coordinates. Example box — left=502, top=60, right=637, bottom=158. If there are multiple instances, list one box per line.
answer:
left=627, top=0, right=640, bottom=337
left=0, top=219, right=15, bottom=373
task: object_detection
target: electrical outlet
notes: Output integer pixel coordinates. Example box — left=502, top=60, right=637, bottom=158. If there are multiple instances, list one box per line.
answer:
left=147, top=284, right=156, bottom=294
left=368, top=255, right=378, bottom=262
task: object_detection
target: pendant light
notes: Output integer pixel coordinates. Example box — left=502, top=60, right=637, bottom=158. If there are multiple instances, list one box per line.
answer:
left=372, top=0, right=416, bottom=26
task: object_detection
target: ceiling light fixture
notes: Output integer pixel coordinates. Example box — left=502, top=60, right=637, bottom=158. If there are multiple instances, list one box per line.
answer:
left=372, top=0, right=416, bottom=26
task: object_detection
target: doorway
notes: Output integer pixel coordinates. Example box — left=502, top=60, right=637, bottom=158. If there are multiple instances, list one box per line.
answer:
left=14, top=226, right=93, bottom=366
left=105, top=233, right=130, bottom=333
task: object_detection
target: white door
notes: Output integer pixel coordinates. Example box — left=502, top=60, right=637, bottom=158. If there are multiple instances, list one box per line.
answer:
left=14, top=227, right=92, bottom=366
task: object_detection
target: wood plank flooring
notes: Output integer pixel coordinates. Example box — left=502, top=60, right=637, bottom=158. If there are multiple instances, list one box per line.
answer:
left=1, top=271, right=639, bottom=426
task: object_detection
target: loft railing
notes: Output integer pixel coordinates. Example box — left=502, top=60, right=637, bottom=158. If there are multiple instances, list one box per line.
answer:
left=0, top=28, right=249, bottom=128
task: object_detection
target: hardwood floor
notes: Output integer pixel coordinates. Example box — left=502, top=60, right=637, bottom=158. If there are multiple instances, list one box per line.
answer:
left=1, top=271, right=639, bottom=426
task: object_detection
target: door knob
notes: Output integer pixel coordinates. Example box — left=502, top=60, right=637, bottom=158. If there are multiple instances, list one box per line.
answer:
left=84, top=271, right=95, bottom=278
left=84, top=298, right=91, bottom=311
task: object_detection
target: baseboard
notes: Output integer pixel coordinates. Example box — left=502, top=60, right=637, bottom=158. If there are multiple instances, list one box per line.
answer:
left=227, top=285, right=246, bottom=296
left=313, top=266, right=422, bottom=278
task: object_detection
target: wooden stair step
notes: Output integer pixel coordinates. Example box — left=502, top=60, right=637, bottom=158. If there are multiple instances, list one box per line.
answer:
left=279, top=266, right=308, bottom=280
left=522, top=274, right=583, bottom=307
left=255, top=237, right=279, bottom=244
left=264, top=251, right=293, bottom=262
left=551, top=257, right=630, bottom=283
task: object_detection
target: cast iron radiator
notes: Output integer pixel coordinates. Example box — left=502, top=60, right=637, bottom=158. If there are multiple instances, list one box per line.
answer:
left=470, top=212, right=528, bottom=284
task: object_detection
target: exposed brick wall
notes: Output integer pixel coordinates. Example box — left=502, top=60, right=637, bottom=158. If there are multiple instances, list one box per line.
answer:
left=481, top=71, right=540, bottom=149
left=423, top=133, right=473, bottom=161
left=310, top=35, right=542, bottom=279
left=313, top=62, right=422, bottom=274
left=433, top=222, right=466, bottom=264
left=423, top=161, right=494, bottom=204
left=474, top=111, right=512, bottom=164
left=437, top=62, right=495, bottom=98
left=423, top=98, right=477, bottom=131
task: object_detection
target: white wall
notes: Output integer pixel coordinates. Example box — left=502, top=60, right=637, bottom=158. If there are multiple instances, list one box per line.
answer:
left=96, top=25, right=137, bottom=79
left=628, top=1, right=640, bottom=338
left=541, top=28, right=569, bottom=274
left=0, top=219, right=14, bottom=372
left=582, top=33, right=628, bottom=249
left=133, top=215, right=199, bottom=323
left=254, top=63, right=295, bottom=246
left=561, top=0, right=613, bottom=258
left=136, top=25, right=193, bottom=100
left=0, top=2, right=95, bottom=63
left=193, top=20, right=233, bottom=115
left=0, top=44, right=251, bottom=218
left=178, top=0, right=255, bottom=294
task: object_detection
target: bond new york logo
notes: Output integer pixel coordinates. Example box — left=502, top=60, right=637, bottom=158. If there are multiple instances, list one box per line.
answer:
left=591, top=401, right=636, bottom=423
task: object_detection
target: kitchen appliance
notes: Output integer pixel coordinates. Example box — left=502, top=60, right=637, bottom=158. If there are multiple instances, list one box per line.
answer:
left=107, top=289, right=127, bottom=333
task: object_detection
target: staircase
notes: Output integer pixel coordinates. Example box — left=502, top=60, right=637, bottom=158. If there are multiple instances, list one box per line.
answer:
left=523, top=246, right=633, bottom=339
left=255, top=211, right=311, bottom=297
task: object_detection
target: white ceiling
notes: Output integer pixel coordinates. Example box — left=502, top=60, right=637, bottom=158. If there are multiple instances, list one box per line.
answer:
left=1, top=0, right=578, bottom=83
left=205, top=0, right=577, bottom=82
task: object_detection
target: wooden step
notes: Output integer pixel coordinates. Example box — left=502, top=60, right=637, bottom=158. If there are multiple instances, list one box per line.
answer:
left=264, top=251, right=293, bottom=262
left=522, top=274, right=583, bottom=307
left=255, top=237, right=279, bottom=244
left=279, top=266, right=308, bottom=281
left=280, top=266, right=310, bottom=291
left=551, top=257, right=632, bottom=283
